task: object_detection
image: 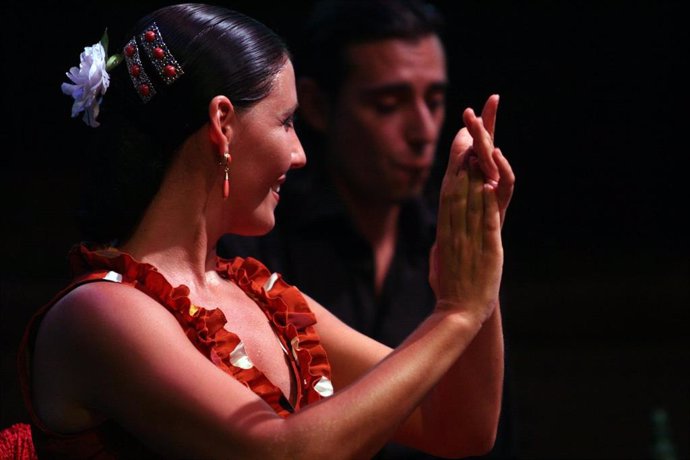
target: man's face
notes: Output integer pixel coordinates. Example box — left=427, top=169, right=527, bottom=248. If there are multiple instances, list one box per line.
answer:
left=327, top=35, right=447, bottom=204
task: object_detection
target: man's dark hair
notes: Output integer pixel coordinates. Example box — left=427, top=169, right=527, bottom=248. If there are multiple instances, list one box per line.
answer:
left=297, top=0, right=445, bottom=97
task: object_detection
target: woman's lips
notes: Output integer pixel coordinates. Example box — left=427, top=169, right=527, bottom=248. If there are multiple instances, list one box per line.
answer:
left=271, top=175, right=286, bottom=198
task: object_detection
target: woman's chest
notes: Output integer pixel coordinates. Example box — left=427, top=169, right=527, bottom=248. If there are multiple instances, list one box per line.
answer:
left=204, top=290, right=296, bottom=402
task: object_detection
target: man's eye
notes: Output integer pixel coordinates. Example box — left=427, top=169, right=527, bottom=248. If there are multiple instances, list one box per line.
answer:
left=427, top=96, right=446, bottom=112
left=373, top=97, right=399, bottom=114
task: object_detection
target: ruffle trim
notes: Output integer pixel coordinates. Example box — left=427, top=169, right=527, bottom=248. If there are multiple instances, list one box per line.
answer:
left=70, top=244, right=332, bottom=417
left=0, top=423, right=37, bottom=460
left=217, top=256, right=334, bottom=405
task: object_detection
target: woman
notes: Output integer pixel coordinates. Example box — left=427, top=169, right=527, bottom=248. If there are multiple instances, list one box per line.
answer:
left=19, top=3, right=515, bottom=459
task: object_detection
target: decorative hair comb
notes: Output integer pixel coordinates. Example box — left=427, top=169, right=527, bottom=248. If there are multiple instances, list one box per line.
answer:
left=63, top=23, right=185, bottom=127
left=123, top=22, right=184, bottom=103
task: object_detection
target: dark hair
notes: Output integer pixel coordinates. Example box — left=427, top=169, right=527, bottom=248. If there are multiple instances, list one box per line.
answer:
left=78, top=3, right=289, bottom=244
left=297, top=0, right=445, bottom=97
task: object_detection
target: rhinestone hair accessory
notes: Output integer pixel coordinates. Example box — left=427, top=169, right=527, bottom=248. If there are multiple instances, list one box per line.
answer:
left=123, top=37, right=156, bottom=103
left=140, top=23, right=184, bottom=84
left=123, top=22, right=184, bottom=103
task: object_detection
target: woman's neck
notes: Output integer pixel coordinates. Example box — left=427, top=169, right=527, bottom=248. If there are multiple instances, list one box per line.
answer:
left=119, top=144, right=223, bottom=292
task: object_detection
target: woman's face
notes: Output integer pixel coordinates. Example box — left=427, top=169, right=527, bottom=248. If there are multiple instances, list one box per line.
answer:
left=225, top=60, right=305, bottom=235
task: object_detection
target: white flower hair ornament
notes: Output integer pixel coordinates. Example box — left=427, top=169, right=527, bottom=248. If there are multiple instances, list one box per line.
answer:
left=61, top=30, right=122, bottom=128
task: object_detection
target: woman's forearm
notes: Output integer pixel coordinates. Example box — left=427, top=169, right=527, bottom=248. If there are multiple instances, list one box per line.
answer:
left=266, top=308, right=494, bottom=460
left=414, top=305, right=504, bottom=454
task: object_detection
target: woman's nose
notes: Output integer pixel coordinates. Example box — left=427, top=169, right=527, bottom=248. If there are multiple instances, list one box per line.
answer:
left=290, top=141, right=307, bottom=169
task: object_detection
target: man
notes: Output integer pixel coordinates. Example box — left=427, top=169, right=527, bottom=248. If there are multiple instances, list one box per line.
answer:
left=219, top=1, right=514, bottom=457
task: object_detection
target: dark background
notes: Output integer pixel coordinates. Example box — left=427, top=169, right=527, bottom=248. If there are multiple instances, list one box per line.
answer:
left=1, top=1, right=687, bottom=459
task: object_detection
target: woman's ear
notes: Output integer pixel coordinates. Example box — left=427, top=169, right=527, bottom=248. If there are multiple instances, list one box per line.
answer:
left=208, top=95, right=235, bottom=154
left=297, top=77, right=330, bottom=133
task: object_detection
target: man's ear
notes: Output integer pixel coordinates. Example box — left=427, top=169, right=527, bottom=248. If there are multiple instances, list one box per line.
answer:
left=208, top=95, right=235, bottom=154
left=297, top=77, right=330, bottom=133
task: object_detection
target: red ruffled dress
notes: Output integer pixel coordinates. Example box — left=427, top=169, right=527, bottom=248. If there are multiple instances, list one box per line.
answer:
left=17, top=244, right=333, bottom=459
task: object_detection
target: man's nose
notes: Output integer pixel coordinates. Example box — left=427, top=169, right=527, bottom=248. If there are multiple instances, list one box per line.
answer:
left=406, top=101, right=440, bottom=153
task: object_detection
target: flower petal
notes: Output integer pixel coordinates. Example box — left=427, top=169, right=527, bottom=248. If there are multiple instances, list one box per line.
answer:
left=62, top=41, right=110, bottom=127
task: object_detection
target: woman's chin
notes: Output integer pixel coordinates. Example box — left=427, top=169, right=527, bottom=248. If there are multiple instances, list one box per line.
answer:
left=233, top=220, right=275, bottom=237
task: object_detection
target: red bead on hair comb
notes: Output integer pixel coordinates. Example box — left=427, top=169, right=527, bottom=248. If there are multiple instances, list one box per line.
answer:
left=138, top=23, right=184, bottom=85
left=123, top=22, right=184, bottom=103
left=123, top=37, right=156, bottom=103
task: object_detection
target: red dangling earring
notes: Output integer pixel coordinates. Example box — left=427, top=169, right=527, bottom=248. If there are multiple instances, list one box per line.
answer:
left=223, top=151, right=231, bottom=199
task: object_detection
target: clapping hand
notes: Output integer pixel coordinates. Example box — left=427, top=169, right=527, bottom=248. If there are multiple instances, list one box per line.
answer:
left=428, top=95, right=514, bottom=324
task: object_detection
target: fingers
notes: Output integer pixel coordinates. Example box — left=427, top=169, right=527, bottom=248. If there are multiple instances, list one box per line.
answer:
left=437, top=155, right=487, bottom=264
left=450, top=94, right=500, bottom=182
left=453, top=95, right=512, bottom=229
left=492, top=147, right=515, bottom=226
left=466, top=156, right=484, bottom=244
left=432, top=95, right=506, bottom=315
left=436, top=173, right=452, bottom=255
left=462, top=103, right=499, bottom=185
left=447, top=129, right=469, bottom=175
left=494, top=147, right=515, bottom=191
left=483, top=181, right=502, bottom=254
left=449, top=127, right=472, bottom=173
left=453, top=163, right=470, bottom=242
left=435, top=156, right=471, bottom=301
left=481, top=94, right=500, bottom=140
left=434, top=151, right=503, bottom=312
left=436, top=154, right=468, bottom=278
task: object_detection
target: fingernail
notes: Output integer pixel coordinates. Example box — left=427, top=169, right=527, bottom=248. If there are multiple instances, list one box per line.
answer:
left=487, top=179, right=499, bottom=188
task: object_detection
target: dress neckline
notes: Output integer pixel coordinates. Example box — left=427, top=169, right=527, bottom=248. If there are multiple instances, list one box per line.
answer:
left=69, top=244, right=334, bottom=417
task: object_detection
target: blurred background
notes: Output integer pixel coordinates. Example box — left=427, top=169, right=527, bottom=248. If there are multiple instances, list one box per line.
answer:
left=1, top=1, right=687, bottom=458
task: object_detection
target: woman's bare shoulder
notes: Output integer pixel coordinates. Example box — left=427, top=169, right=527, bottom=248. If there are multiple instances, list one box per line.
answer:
left=34, top=280, right=189, bottom=396
left=43, top=281, right=179, bottom=340
left=32, top=281, right=186, bottom=431
left=33, top=280, right=285, bottom=457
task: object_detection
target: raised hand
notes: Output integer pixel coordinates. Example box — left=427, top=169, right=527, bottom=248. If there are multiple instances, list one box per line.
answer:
left=453, top=95, right=515, bottom=226
left=429, top=138, right=503, bottom=325
left=428, top=95, right=516, bottom=324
